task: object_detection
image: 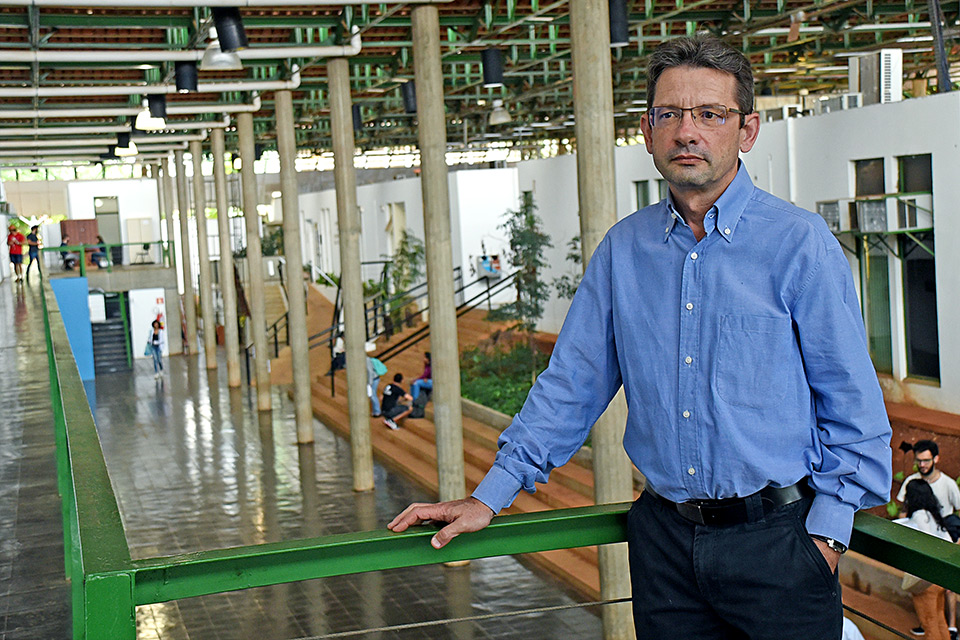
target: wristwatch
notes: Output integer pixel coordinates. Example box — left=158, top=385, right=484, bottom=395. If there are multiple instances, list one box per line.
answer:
left=810, top=534, right=848, bottom=554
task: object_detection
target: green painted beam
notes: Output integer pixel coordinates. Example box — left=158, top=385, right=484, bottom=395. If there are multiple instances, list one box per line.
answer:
left=44, top=287, right=132, bottom=576
left=131, top=503, right=631, bottom=604
left=851, top=512, right=960, bottom=593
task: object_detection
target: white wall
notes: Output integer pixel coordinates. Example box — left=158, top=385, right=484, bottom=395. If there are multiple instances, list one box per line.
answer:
left=67, top=179, right=162, bottom=265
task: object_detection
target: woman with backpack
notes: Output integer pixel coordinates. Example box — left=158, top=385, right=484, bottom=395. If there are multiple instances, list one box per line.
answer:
left=366, top=342, right=387, bottom=417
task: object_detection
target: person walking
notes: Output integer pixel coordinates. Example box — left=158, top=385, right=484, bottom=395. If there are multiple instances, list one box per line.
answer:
left=6, top=224, right=25, bottom=282
left=389, top=35, right=891, bottom=640
left=25, top=225, right=42, bottom=281
left=897, top=479, right=954, bottom=640
left=147, top=319, right=166, bottom=379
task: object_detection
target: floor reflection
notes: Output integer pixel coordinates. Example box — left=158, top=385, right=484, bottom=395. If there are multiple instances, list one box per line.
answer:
left=88, top=349, right=603, bottom=639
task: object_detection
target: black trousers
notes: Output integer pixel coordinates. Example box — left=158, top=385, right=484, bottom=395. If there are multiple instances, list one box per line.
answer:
left=627, top=491, right=842, bottom=640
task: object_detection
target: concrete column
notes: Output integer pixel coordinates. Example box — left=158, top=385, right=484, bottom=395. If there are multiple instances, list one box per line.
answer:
left=571, top=2, right=635, bottom=638
left=237, top=112, right=272, bottom=411
left=190, top=139, right=218, bottom=369
left=274, top=89, right=313, bottom=443
left=328, top=57, right=374, bottom=491
left=211, top=128, right=242, bottom=387
left=161, top=156, right=178, bottom=271
left=160, top=158, right=183, bottom=354
left=411, top=5, right=466, bottom=503
left=174, top=148, right=198, bottom=354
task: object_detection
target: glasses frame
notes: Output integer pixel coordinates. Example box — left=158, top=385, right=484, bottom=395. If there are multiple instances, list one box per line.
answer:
left=647, top=104, right=747, bottom=130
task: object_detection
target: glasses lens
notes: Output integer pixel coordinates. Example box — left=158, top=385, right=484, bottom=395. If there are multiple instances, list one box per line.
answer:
left=650, top=107, right=680, bottom=127
left=692, top=106, right=728, bottom=127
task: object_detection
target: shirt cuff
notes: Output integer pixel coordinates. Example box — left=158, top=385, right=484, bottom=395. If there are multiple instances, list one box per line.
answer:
left=471, top=465, right=524, bottom=515
left=804, top=492, right=856, bottom=547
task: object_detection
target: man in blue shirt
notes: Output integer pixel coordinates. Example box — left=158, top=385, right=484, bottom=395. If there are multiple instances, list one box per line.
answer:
left=390, top=35, right=891, bottom=639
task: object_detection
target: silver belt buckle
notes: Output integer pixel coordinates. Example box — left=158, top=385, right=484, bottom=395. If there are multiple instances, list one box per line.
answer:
left=676, top=502, right=706, bottom=525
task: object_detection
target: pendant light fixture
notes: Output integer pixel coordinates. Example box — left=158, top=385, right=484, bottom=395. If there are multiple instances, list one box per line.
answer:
left=175, top=61, right=199, bottom=93
left=212, top=8, right=248, bottom=53
left=401, top=81, right=417, bottom=114
left=200, top=27, right=243, bottom=71
left=609, top=0, right=630, bottom=48
left=482, top=48, right=504, bottom=88
left=135, top=99, right=166, bottom=130
left=114, top=132, right=138, bottom=157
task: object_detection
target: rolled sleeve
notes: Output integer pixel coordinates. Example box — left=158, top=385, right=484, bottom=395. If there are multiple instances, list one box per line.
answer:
left=793, top=236, right=892, bottom=546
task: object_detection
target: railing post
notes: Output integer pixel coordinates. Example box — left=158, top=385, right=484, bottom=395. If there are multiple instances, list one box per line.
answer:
left=274, top=327, right=279, bottom=358
left=83, top=572, right=135, bottom=640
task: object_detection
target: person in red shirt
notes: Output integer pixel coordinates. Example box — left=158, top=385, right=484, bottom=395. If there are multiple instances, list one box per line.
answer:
left=6, top=224, right=25, bottom=283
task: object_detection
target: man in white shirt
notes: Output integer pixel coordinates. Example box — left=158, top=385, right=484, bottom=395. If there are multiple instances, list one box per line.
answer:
left=897, top=440, right=960, bottom=639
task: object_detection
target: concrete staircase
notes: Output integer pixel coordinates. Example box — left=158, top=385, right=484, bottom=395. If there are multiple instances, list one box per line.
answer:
left=308, top=309, right=623, bottom=601
left=263, top=282, right=288, bottom=345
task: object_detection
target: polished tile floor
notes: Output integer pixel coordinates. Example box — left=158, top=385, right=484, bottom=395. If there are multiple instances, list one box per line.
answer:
left=0, top=279, right=604, bottom=639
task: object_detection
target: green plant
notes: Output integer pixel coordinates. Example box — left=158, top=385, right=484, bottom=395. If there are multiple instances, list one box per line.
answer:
left=388, top=230, right=426, bottom=327
left=460, top=344, right=549, bottom=416
left=390, top=230, right=426, bottom=292
left=261, top=225, right=284, bottom=257
left=487, top=192, right=552, bottom=382
left=552, top=234, right=582, bottom=300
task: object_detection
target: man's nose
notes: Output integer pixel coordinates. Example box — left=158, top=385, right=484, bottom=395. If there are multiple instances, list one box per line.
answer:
left=672, top=110, right=701, bottom=143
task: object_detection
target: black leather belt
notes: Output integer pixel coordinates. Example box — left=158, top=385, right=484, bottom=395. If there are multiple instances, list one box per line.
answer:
left=645, top=482, right=807, bottom=527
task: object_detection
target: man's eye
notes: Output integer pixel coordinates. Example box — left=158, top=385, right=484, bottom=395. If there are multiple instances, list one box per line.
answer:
left=657, top=110, right=678, bottom=121
left=699, top=109, right=721, bottom=120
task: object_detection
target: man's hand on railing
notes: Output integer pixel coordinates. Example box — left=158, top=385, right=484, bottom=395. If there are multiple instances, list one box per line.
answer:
left=388, top=497, right=495, bottom=549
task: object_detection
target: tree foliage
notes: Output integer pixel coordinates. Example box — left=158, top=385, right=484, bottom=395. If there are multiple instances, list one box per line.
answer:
left=487, top=192, right=552, bottom=333
left=390, top=229, right=426, bottom=293
left=552, top=234, right=582, bottom=300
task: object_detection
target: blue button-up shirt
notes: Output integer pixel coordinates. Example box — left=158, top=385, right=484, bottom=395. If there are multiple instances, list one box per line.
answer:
left=473, top=163, right=892, bottom=546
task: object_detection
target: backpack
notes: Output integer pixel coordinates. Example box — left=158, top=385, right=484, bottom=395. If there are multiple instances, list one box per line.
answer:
left=409, top=390, right=430, bottom=419
left=371, top=358, right=387, bottom=377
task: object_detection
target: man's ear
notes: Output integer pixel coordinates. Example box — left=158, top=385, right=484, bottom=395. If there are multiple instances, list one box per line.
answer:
left=739, top=111, right=761, bottom=153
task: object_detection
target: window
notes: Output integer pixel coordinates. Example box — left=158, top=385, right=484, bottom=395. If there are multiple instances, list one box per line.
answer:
left=656, top=179, right=669, bottom=200
left=634, top=180, right=650, bottom=209
left=854, top=158, right=892, bottom=373
left=900, top=232, right=939, bottom=381
left=859, top=238, right=893, bottom=374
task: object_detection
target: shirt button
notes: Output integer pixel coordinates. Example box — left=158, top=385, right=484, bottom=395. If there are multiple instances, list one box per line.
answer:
left=684, top=356, right=693, bottom=364
left=685, top=302, right=694, bottom=310
left=690, top=252, right=698, bottom=260
left=682, top=410, right=691, bottom=418
left=688, top=467, right=696, bottom=476
left=724, top=227, right=731, bottom=235
left=665, top=226, right=670, bottom=233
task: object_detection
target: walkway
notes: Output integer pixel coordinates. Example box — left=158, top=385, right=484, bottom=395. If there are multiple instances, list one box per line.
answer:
left=0, top=278, right=604, bottom=639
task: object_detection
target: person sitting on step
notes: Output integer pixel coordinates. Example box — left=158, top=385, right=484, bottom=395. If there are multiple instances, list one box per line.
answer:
left=381, top=373, right=413, bottom=430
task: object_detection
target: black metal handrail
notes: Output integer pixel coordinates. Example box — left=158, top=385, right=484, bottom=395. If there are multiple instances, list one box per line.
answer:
left=373, top=271, right=517, bottom=363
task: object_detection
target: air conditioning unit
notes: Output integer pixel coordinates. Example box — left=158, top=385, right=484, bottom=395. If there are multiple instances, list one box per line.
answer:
left=894, top=193, right=933, bottom=231
left=815, top=93, right=863, bottom=115
left=763, top=104, right=803, bottom=122
left=852, top=194, right=934, bottom=232
left=851, top=50, right=903, bottom=106
left=816, top=198, right=856, bottom=232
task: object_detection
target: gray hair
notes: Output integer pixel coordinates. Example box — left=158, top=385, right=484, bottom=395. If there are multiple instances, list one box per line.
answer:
left=647, top=35, right=755, bottom=116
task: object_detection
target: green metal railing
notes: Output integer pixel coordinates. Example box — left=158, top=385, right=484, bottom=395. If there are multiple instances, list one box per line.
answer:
left=40, top=239, right=172, bottom=277
left=41, top=281, right=960, bottom=639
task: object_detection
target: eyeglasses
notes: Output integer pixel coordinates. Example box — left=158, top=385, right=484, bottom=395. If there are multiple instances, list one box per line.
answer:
left=647, top=104, right=745, bottom=129
left=916, top=457, right=935, bottom=465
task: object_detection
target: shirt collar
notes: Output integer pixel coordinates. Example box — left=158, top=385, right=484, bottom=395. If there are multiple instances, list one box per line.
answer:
left=661, top=161, right=754, bottom=244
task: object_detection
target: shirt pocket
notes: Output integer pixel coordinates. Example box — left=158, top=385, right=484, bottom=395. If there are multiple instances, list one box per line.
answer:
left=716, top=314, right=793, bottom=408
